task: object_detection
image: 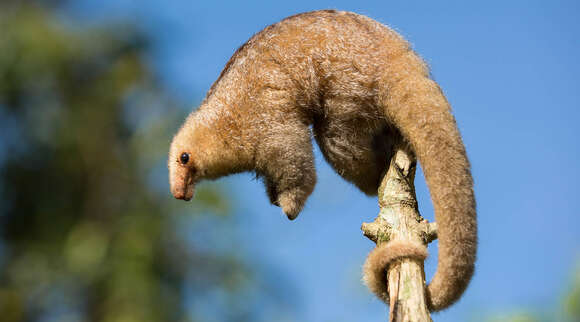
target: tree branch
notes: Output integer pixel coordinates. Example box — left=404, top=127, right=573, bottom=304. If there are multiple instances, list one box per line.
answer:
left=362, top=146, right=436, bottom=322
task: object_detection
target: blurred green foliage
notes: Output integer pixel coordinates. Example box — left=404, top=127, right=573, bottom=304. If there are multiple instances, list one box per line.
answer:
left=564, top=265, right=580, bottom=322
left=0, top=3, right=290, bottom=322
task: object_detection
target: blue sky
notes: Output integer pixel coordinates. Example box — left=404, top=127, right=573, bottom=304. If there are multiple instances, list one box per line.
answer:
left=71, top=1, right=580, bottom=321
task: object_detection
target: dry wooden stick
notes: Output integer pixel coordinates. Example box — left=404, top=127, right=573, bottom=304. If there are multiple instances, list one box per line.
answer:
left=362, top=146, right=437, bottom=322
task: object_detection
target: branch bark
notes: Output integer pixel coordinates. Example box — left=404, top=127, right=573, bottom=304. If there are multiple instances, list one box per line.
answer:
left=362, top=146, right=436, bottom=322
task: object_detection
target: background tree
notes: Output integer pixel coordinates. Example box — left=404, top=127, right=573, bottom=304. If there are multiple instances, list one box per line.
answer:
left=0, top=2, right=292, bottom=321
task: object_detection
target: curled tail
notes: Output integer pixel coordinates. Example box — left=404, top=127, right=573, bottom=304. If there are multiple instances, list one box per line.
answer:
left=376, top=51, right=477, bottom=311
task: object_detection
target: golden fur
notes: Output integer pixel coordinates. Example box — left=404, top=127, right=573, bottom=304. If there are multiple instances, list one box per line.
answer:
left=168, top=10, right=477, bottom=311
left=363, top=241, right=429, bottom=303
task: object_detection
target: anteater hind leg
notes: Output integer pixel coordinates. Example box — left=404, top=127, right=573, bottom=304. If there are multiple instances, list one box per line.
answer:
left=313, top=116, right=395, bottom=195
left=255, top=119, right=316, bottom=220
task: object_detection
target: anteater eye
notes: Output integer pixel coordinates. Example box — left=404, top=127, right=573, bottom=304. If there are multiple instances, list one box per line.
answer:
left=180, top=152, right=190, bottom=165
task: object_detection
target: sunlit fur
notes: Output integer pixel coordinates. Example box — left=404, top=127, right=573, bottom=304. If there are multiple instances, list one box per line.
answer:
left=168, top=10, right=476, bottom=311
left=363, top=241, right=428, bottom=302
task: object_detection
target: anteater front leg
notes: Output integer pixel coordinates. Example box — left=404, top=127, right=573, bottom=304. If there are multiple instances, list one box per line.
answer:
left=255, top=118, right=316, bottom=220
left=264, top=176, right=279, bottom=206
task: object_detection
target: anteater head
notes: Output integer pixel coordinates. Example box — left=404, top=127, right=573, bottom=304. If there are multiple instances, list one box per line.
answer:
left=168, top=127, right=198, bottom=201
